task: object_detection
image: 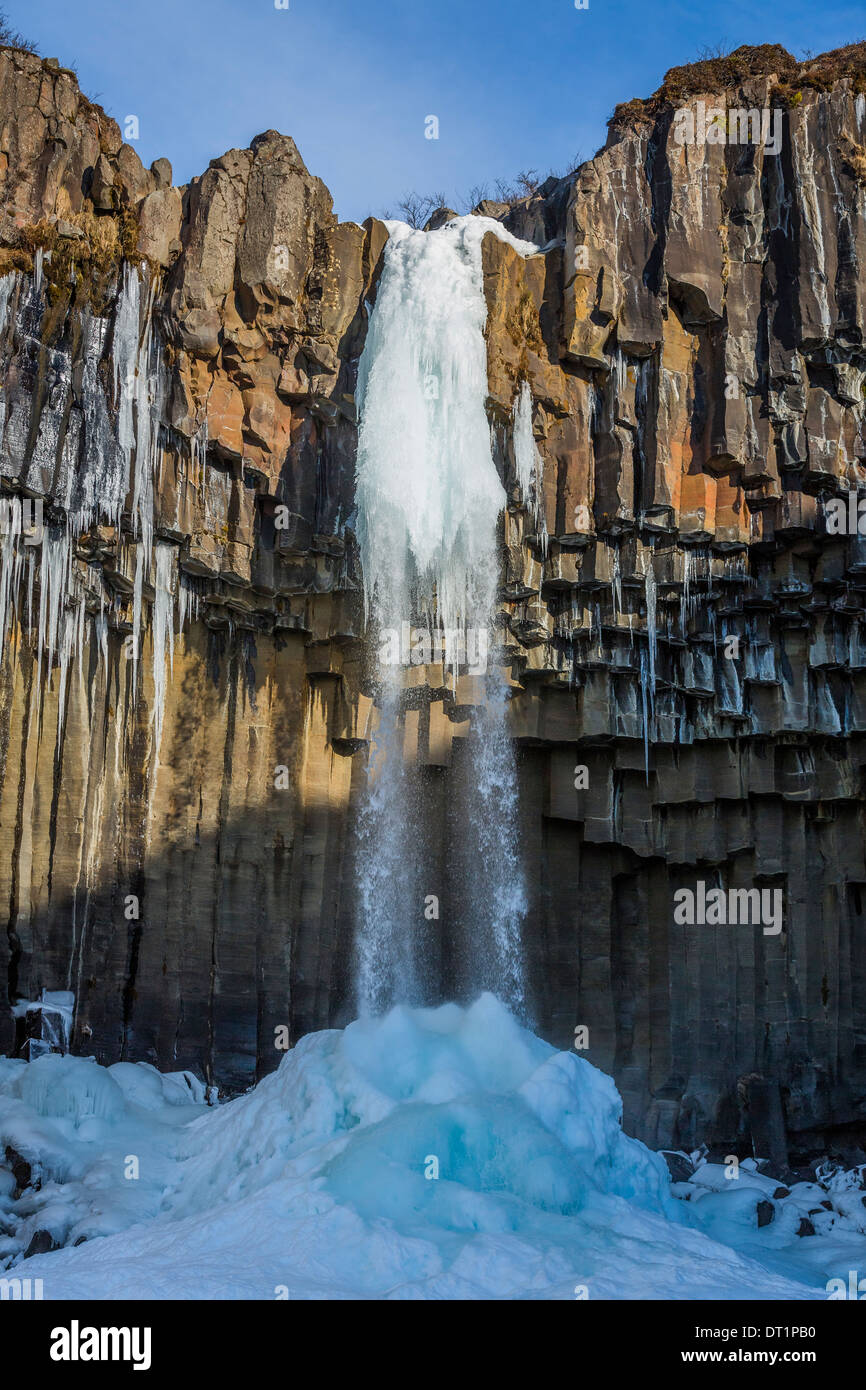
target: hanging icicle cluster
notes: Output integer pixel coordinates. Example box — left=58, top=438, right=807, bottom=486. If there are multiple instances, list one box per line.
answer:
left=0, top=264, right=205, bottom=757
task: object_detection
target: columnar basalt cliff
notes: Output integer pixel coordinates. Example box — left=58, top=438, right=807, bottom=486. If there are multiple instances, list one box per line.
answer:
left=1, top=42, right=865, bottom=1156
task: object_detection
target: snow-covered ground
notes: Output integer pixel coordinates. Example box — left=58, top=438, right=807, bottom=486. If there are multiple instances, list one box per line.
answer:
left=2, top=995, right=864, bottom=1299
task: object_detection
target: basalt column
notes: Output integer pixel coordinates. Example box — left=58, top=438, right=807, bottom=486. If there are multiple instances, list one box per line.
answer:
left=0, top=43, right=865, bottom=1154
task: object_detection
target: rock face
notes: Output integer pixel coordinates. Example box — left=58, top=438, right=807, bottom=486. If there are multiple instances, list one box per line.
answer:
left=0, top=41, right=865, bottom=1152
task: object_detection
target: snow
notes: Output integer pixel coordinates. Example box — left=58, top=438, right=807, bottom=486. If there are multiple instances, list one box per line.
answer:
left=3, top=994, right=860, bottom=1299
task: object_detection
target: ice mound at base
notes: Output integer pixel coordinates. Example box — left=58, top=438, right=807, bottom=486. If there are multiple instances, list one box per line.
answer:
left=1, top=995, right=844, bottom=1299
left=166, top=994, right=677, bottom=1221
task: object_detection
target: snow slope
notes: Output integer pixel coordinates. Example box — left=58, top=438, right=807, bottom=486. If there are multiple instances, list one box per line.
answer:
left=2, top=995, right=861, bottom=1299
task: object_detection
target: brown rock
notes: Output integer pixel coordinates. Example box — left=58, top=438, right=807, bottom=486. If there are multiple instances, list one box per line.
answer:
left=137, top=186, right=183, bottom=266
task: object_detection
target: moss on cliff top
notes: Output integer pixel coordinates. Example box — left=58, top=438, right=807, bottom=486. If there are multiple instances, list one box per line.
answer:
left=12, top=210, right=145, bottom=322
left=609, top=41, right=866, bottom=131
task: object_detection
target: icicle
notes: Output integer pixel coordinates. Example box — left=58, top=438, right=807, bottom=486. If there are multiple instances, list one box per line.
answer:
left=73, top=311, right=124, bottom=529
left=35, top=526, right=73, bottom=718
left=0, top=270, right=17, bottom=336
left=113, top=262, right=166, bottom=693
left=76, top=591, right=86, bottom=689
left=0, top=262, right=173, bottom=751
left=719, top=620, right=744, bottom=715
left=191, top=419, right=209, bottom=501
left=95, top=609, right=108, bottom=690
left=637, top=548, right=658, bottom=784
left=0, top=497, right=25, bottom=662
left=178, top=576, right=189, bottom=633
left=151, top=541, right=175, bottom=755
left=639, top=645, right=651, bottom=782
left=113, top=264, right=141, bottom=458
left=512, top=381, right=548, bottom=557
left=645, top=552, right=657, bottom=688
left=615, top=346, right=627, bottom=398
left=26, top=545, right=34, bottom=633
left=681, top=549, right=691, bottom=631
left=178, top=572, right=203, bottom=632
left=56, top=607, right=74, bottom=740
left=131, top=543, right=144, bottom=687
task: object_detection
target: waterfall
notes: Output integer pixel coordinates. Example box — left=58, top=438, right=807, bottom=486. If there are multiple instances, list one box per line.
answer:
left=353, top=216, right=536, bottom=1015
left=463, top=679, right=527, bottom=1011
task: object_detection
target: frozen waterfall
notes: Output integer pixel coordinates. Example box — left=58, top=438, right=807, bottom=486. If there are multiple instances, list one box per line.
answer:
left=353, top=216, right=536, bottom=1016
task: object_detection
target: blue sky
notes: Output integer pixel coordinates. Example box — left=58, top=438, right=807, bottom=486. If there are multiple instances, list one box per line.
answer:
left=8, top=0, right=863, bottom=223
